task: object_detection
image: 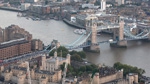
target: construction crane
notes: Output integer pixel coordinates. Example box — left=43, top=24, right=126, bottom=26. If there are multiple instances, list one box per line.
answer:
left=62, top=62, right=68, bottom=84
left=25, top=61, right=31, bottom=84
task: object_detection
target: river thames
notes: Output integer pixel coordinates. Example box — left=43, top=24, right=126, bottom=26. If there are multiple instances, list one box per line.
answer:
left=0, top=10, right=150, bottom=76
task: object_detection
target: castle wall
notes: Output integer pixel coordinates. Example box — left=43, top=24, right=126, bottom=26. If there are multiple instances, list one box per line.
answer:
left=99, top=73, right=118, bottom=84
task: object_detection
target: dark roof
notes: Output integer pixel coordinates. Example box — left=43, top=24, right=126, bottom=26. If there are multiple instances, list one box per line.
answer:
left=99, top=66, right=117, bottom=78
left=13, top=66, right=27, bottom=71
left=0, top=38, right=29, bottom=49
left=76, top=14, right=87, bottom=20
left=35, top=70, right=55, bottom=75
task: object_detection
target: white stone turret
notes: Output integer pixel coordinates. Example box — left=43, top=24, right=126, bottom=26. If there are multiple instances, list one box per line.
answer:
left=54, top=51, right=57, bottom=58
left=74, top=76, right=77, bottom=82
left=57, top=70, right=62, bottom=82
left=4, top=70, right=12, bottom=82
left=17, top=73, right=26, bottom=84
left=0, top=66, right=4, bottom=72
left=41, top=56, right=46, bottom=70
left=31, top=69, right=35, bottom=80
left=127, top=73, right=138, bottom=84
left=55, top=57, right=59, bottom=70
left=92, top=73, right=99, bottom=84
left=67, top=54, right=71, bottom=64
left=39, top=77, right=48, bottom=84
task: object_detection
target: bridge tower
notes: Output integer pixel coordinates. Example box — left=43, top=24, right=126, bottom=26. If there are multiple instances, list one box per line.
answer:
left=83, top=15, right=100, bottom=52
left=111, top=17, right=127, bottom=47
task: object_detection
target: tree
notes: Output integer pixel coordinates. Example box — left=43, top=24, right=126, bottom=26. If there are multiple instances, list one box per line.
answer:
left=71, top=54, right=83, bottom=62
left=79, top=66, right=86, bottom=72
left=69, top=50, right=77, bottom=55
left=86, top=65, right=93, bottom=71
left=77, top=51, right=86, bottom=58
left=113, top=62, right=145, bottom=76
left=49, top=46, right=69, bottom=57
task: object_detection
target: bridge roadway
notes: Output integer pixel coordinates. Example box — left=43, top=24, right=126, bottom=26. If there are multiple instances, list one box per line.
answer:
left=66, top=36, right=149, bottom=50
left=66, top=40, right=117, bottom=50
left=97, top=24, right=119, bottom=32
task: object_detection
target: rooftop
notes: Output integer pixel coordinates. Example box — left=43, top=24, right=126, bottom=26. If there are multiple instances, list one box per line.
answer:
left=35, top=70, right=55, bottom=75
left=46, top=57, right=66, bottom=63
left=13, top=66, right=27, bottom=71
left=99, top=66, right=117, bottom=78
left=0, top=38, right=29, bottom=49
left=76, top=14, right=87, bottom=20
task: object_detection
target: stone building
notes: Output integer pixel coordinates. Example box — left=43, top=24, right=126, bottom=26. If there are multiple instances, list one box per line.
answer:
left=0, top=25, right=44, bottom=59
left=1, top=66, right=61, bottom=84
left=31, top=39, right=43, bottom=51
left=0, top=38, right=31, bottom=60
left=0, top=52, right=70, bottom=83
left=39, top=51, right=70, bottom=71
left=0, top=52, right=70, bottom=84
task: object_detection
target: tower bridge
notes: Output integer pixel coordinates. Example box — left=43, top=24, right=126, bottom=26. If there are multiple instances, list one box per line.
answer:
left=65, top=14, right=150, bottom=51
left=1, top=15, right=150, bottom=66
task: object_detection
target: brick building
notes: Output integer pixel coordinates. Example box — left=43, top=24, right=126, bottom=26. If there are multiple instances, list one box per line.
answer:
left=2, top=25, right=32, bottom=42
left=31, top=39, right=43, bottom=51
left=0, top=38, right=31, bottom=60
left=0, top=25, right=43, bottom=60
left=0, top=27, right=3, bottom=43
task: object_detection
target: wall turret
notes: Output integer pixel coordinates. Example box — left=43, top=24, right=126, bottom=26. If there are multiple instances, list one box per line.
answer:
left=54, top=51, right=57, bottom=58
left=39, top=77, right=48, bottom=84
left=17, top=73, right=26, bottom=84
left=67, top=54, right=71, bottom=64
left=92, top=73, right=99, bottom=84
left=4, top=70, right=12, bottom=82
left=41, top=55, right=46, bottom=70
left=55, top=57, right=59, bottom=70
left=31, top=69, right=35, bottom=80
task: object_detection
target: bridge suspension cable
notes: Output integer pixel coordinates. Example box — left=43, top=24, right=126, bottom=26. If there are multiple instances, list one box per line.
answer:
left=67, top=33, right=85, bottom=46
left=124, top=29, right=149, bottom=39
left=74, top=31, right=92, bottom=47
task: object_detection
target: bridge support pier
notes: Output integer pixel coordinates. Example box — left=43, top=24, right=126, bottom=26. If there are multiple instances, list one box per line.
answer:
left=91, top=44, right=100, bottom=52
left=83, top=44, right=100, bottom=53
left=110, top=41, right=127, bottom=48
left=110, top=17, right=127, bottom=48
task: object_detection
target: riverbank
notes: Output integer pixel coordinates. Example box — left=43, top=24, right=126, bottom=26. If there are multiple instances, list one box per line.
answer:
left=0, top=7, right=24, bottom=12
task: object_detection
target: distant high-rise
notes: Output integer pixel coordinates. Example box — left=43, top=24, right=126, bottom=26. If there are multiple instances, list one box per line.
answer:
left=101, top=0, right=106, bottom=10
left=115, top=0, right=124, bottom=6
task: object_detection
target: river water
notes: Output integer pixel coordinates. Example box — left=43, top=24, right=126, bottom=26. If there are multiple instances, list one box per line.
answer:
left=0, top=10, right=150, bottom=76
